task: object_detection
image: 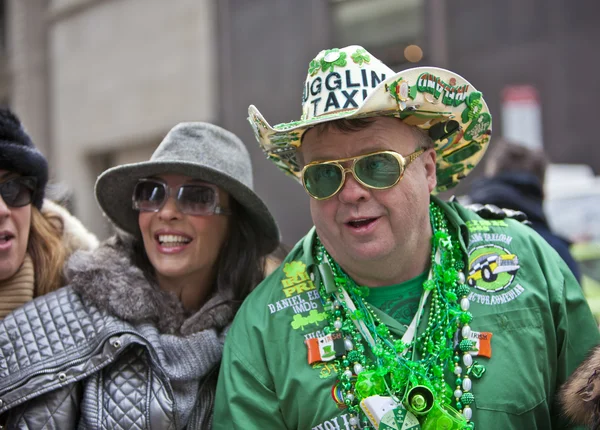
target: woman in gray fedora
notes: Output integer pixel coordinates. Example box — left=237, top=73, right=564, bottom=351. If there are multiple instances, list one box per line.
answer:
left=0, top=122, right=280, bottom=429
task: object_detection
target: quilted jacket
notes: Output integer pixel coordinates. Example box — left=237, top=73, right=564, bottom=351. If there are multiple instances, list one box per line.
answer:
left=0, top=235, right=232, bottom=429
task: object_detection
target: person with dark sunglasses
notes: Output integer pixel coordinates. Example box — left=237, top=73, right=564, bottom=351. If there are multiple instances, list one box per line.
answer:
left=214, top=45, right=599, bottom=430
left=0, top=109, right=98, bottom=320
left=0, top=122, right=280, bottom=429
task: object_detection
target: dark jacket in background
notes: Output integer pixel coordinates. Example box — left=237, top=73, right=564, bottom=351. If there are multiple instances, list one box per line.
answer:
left=468, top=171, right=581, bottom=283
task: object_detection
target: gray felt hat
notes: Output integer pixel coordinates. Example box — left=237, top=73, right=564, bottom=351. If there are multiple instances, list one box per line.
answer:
left=95, top=122, right=279, bottom=253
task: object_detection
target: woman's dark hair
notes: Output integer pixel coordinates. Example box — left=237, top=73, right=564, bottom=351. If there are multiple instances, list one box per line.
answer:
left=213, top=198, right=269, bottom=307
left=28, top=205, right=67, bottom=296
left=130, top=198, right=271, bottom=311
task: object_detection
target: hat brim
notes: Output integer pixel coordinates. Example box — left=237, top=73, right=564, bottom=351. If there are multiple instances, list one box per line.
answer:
left=249, top=66, right=491, bottom=192
left=95, top=160, right=279, bottom=254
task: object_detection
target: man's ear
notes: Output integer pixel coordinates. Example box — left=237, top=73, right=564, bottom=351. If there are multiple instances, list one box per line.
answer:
left=423, top=149, right=437, bottom=193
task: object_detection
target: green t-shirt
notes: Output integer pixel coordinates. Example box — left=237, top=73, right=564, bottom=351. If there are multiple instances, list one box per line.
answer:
left=365, top=271, right=428, bottom=326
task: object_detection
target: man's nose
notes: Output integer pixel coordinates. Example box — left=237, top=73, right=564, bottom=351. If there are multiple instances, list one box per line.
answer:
left=337, top=170, right=371, bottom=203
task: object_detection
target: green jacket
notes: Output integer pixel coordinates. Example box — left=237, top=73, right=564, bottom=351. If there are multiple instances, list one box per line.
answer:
left=214, top=198, right=599, bottom=429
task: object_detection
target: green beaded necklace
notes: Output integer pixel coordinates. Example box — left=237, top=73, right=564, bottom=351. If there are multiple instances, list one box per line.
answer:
left=314, top=202, right=479, bottom=429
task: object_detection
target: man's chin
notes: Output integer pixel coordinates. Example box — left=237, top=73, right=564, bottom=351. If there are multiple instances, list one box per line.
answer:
left=340, top=244, right=394, bottom=265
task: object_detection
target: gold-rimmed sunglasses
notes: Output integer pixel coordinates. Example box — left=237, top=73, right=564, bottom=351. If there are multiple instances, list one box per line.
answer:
left=301, top=148, right=425, bottom=200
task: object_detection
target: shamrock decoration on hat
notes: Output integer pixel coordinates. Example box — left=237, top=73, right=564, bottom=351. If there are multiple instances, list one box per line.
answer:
left=248, top=45, right=492, bottom=192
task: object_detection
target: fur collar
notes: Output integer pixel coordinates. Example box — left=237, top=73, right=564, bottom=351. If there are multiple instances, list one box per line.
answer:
left=66, top=234, right=235, bottom=336
left=42, top=199, right=99, bottom=254
left=560, top=345, right=600, bottom=427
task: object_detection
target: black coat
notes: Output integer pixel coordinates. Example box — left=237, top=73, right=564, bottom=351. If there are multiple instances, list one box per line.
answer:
left=469, top=172, right=581, bottom=283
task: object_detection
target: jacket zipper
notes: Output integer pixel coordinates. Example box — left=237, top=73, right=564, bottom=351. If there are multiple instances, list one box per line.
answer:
left=0, top=329, right=143, bottom=396
left=1, top=328, right=180, bottom=428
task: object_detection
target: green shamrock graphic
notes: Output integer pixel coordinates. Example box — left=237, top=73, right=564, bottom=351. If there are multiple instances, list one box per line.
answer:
left=306, top=310, right=327, bottom=325
left=283, top=261, right=306, bottom=278
left=308, top=59, right=321, bottom=76
left=461, top=92, right=483, bottom=123
left=290, top=310, right=326, bottom=330
left=291, top=314, right=308, bottom=330
left=351, top=48, right=370, bottom=66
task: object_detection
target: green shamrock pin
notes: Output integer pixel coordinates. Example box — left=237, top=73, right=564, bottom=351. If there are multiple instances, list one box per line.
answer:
left=320, top=49, right=347, bottom=73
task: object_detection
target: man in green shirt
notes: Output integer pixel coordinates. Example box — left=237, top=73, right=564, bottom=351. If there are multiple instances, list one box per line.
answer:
left=214, top=45, right=599, bottom=429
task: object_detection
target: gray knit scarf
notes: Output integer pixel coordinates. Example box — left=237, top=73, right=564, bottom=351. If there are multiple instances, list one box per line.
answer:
left=67, top=234, right=233, bottom=428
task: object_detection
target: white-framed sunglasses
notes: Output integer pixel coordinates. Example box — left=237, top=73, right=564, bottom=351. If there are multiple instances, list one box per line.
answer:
left=132, top=178, right=231, bottom=216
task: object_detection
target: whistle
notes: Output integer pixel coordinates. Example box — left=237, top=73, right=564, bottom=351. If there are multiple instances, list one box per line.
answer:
left=405, top=385, right=435, bottom=416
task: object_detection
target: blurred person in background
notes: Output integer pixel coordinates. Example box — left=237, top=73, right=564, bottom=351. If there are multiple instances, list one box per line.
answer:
left=467, top=139, right=581, bottom=282
left=0, top=108, right=98, bottom=319
left=0, top=122, right=280, bottom=429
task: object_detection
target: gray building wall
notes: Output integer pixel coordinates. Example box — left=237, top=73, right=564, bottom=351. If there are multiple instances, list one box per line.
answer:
left=6, top=0, right=49, bottom=158
left=47, top=0, right=218, bottom=237
left=217, top=0, right=331, bottom=245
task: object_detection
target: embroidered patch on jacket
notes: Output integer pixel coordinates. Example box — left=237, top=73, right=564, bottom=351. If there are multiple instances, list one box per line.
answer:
left=465, top=242, right=524, bottom=305
left=280, top=261, right=316, bottom=297
left=467, top=244, right=519, bottom=292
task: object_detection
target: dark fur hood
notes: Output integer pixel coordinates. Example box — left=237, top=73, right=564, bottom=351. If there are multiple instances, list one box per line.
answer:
left=560, top=345, right=600, bottom=429
left=65, top=233, right=235, bottom=336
